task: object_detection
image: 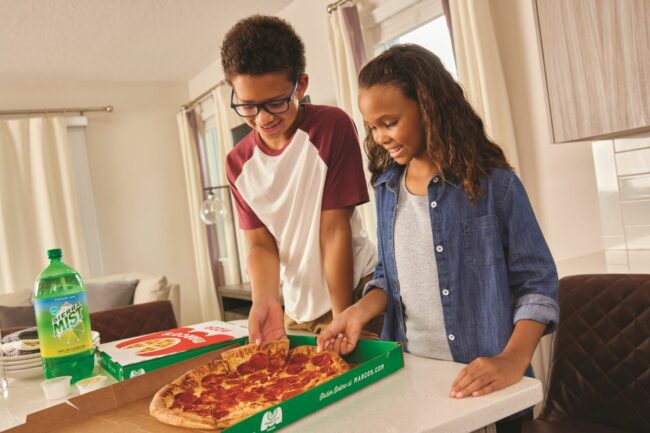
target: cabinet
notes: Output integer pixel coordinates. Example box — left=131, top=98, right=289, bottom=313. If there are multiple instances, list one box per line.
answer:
left=535, top=0, right=650, bottom=143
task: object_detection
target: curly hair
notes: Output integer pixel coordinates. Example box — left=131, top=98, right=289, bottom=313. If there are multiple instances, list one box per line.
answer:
left=359, top=44, right=511, bottom=201
left=221, top=15, right=306, bottom=83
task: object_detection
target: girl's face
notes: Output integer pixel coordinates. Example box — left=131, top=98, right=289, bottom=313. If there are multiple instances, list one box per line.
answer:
left=359, top=84, right=426, bottom=165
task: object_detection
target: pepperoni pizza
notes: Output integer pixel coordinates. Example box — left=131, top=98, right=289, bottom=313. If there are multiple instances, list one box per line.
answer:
left=150, top=340, right=350, bottom=429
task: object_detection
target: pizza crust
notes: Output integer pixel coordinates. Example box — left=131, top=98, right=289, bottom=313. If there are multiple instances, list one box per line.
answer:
left=150, top=384, right=218, bottom=429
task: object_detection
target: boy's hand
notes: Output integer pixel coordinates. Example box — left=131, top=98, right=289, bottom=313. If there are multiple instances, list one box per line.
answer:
left=449, top=353, right=527, bottom=398
left=248, top=300, right=286, bottom=347
left=316, top=307, right=363, bottom=355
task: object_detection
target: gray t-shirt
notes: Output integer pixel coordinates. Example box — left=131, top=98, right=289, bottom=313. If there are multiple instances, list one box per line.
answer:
left=394, top=172, right=453, bottom=360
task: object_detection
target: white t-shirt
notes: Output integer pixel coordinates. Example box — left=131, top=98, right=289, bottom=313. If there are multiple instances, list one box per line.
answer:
left=226, top=104, right=376, bottom=323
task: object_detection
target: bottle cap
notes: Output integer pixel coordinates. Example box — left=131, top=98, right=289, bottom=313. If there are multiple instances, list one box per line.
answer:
left=47, top=248, right=62, bottom=260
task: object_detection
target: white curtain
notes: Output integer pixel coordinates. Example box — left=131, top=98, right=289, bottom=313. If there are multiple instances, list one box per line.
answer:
left=177, top=110, right=221, bottom=321
left=0, top=117, right=89, bottom=293
left=449, top=0, right=548, bottom=410
left=449, top=0, right=520, bottom=171
left=210, top=86, right=248, bottom=285
left=326, top=4, right=378, bottom=246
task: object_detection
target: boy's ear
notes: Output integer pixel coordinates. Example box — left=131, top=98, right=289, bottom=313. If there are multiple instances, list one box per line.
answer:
left=297, top=73, right=309, bottom=100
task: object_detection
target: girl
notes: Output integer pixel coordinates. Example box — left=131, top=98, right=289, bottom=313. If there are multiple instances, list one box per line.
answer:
left=317, top=45, right=559, bottom=432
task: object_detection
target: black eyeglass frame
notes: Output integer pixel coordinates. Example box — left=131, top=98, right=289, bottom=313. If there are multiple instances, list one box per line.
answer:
left=230, top=81, right=299, bottom=118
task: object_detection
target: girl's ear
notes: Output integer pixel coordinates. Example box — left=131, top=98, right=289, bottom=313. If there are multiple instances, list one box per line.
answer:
left=296, top=73, right=309, bottom=100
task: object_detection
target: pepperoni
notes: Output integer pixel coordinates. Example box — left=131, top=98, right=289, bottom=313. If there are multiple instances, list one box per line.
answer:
left=226, top=386, right=245, bottom=397
left=237, top=362, right=257, bottom=375
left=201, top=374, right=225, bottom=388
left=276, top=376, right=299, bottom=386
left=269, top=354, right=284, bottom=370
left=248, top=352, right=270, bottom=370
left=224, top=378, right=245, bottom=386
left=218, top=397, right=238, bottom=409
left=204, top=386, right=227, bottom=399
left=285, top=363, right=305, bottom=375
left=173, top=391, right=196, bottom=408
left=289, top=354, right=309, bottom=364
left=310, top=353, right=332, bottom=366
left=263, top=391, right=279, bottom=402
left=212, top=409, right=230, bottom=419
left=237, top=390, right=261, bottom=402
left=321, top=366, right=338, bottom=376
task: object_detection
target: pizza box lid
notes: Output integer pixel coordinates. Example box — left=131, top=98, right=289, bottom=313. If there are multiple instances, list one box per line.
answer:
left=6, top=335, right=404, bottom=433
left=97, top=321, right=249, bottom=381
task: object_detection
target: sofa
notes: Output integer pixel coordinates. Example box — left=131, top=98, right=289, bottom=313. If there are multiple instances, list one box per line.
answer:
left=0, top=272, right=180, bottom=329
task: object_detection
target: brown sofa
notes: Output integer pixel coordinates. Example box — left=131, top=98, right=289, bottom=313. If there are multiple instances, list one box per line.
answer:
left=523, top=274, right=650, bottom=433
left=2, top=300, right=178, bottom=344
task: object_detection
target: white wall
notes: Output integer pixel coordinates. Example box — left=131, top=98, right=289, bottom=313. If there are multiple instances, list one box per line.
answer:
left=0, top=81, right=202, bottom=325
left=489, top=0, right=606, bottom=276
left=188, top=0, right=337, bottom=106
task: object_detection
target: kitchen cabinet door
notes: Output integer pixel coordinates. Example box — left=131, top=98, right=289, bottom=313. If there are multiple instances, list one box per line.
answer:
left=536, top=0, right=650, bottom=143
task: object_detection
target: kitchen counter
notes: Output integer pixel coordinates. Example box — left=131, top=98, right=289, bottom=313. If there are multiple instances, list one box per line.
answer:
left=283, top=353, right=542, bottom=433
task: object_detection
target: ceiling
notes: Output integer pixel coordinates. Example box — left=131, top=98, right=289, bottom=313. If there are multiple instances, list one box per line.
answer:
left=0, top=0, right=292, bottom=82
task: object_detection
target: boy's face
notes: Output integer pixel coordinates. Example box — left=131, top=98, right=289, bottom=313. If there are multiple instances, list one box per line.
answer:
left=231, top=72, right=308, bottom=150
left=359, top=84, right=425, bottom=165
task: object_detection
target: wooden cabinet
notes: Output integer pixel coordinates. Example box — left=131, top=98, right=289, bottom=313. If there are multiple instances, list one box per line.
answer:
left=535, top=0, right=650, bottom=143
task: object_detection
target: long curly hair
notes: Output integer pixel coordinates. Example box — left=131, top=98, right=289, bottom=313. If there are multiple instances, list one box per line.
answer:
left=359, top=44, right=511, bottom=201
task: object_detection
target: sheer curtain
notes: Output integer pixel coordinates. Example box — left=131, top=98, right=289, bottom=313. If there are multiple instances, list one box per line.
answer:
left=449, top=0, right=520, bottom=171
left=210, top=86, right=247, bottom=285
left=326, top=3, right=377, bottom=245
left=177, top=109, right=221, bottom=321
left=0, top=117, right=89, bottom=293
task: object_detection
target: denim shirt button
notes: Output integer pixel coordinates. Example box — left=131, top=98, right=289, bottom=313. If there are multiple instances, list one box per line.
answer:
left=442, top=289, right=449, bottom=296
left=430, top=201, right=437, bottom=208
left=432, top=176, right=440, bottom=183
left=448, top=334, right=455, bottom=341
left=436, top=245, right=444, bottom=253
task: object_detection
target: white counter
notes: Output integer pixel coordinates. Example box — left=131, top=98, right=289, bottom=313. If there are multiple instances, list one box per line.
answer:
left=283, top=353, right=542, bottom=433
left=0, top=354, right=541, bottom=433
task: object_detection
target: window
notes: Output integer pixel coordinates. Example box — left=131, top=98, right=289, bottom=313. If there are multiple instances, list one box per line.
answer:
left=367, top=0, right=456, bottom=77
left=376, top=15, right=457, bottom=78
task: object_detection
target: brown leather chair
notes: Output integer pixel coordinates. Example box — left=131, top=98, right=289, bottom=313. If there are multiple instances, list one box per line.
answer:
left=1, top=300, right=178, bottom=344
left=523, top=274, right=650, bottom=433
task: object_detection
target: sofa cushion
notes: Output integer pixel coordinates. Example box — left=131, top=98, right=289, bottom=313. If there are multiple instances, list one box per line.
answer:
left=132, top=274, right=170, bottom=304
left=0, top=288, right=32, bottom=307
left=0, top=305, right=36, bottom=328
left=86, top=279, right=138, bottom=313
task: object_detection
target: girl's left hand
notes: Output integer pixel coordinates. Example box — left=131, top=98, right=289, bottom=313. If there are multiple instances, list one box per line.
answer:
left=449, top=354, right=527, bottom=398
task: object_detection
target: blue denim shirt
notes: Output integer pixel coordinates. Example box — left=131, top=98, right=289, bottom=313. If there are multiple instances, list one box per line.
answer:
left=365, top=163, right=559, bottom=365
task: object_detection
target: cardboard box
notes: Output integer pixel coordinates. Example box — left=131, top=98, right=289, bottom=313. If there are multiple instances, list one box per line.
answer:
left=9, top=335, right=403, bottom=433
left=97, top=321, right=249, bottom=381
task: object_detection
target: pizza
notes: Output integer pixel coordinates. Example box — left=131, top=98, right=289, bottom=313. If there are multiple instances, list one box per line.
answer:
left=150, top=340, right=350, bottom=429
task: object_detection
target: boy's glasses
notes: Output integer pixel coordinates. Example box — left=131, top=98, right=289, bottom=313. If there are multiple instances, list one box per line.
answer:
left=230, top=81, right=298, bottom=118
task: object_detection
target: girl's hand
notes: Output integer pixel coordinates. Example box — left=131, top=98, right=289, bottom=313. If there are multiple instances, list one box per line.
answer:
left=449, top=353, right=528, bottom=398
left=316, top=307, right=364, bottom=355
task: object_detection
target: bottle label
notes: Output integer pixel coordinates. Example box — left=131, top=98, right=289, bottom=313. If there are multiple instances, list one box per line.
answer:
left=34, top=293, right=93, bottom=358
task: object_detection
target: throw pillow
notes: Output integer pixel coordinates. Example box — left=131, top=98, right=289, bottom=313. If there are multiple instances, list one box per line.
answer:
left=0, top=305, right=37, bottom=328
left=85, top=279, right=138, bottom=313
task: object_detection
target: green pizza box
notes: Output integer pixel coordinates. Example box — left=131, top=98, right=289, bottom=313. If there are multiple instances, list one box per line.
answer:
left=97, top=321, right=249, bottom=381
left=221, top=335, right=404, bottom=432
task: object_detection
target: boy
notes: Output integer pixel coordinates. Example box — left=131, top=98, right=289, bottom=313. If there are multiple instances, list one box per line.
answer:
left=221, top=15, right=376, bottom=346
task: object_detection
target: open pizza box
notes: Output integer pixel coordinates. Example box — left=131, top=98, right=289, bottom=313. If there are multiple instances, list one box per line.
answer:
left=7, top=335, right=404, bottom=433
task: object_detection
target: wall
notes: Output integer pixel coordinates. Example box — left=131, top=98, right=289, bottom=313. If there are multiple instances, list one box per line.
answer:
left=0, top=81, right=202, bottom=325
left=489, top=0, right=606, bottom=276
left=188, top=0, right=337, bottom=106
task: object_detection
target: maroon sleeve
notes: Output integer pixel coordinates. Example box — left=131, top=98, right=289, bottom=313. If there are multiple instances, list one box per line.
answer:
left=318, top=110, right=370, bottom=210
left=226, top=149, right=264, bottom=230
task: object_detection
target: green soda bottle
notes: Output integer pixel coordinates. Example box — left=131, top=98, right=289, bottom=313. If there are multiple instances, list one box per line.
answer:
left=33, top=248, right=94, bottom=383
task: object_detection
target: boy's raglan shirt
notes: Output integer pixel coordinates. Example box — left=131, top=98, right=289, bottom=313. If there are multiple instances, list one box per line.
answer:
left=226, top=104, right=376, bottom=323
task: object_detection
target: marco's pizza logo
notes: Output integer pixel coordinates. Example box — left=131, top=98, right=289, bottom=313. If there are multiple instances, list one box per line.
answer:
left=260, top=407, right=283, bottom=431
